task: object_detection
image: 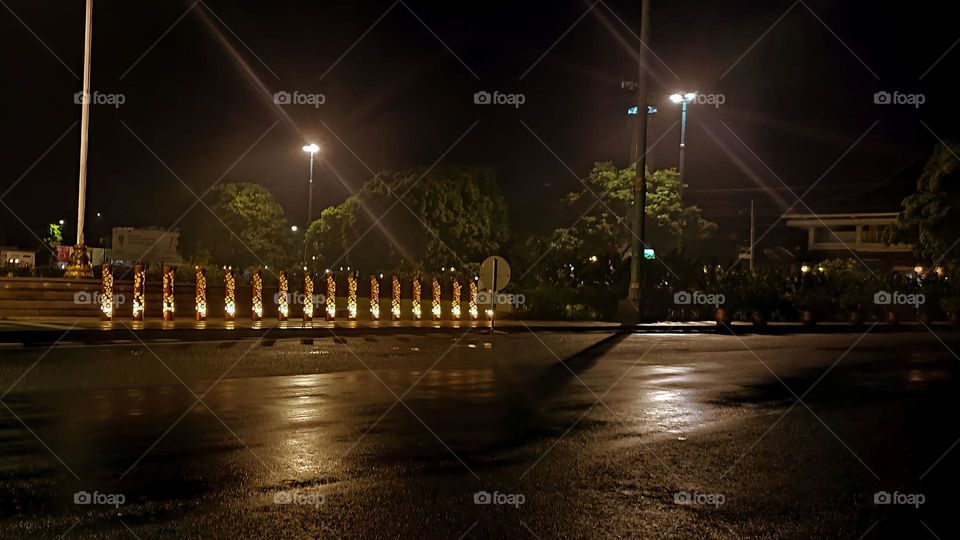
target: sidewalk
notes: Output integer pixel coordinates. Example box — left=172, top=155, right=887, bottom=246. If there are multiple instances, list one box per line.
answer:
left=0, top=316, right=950, bottom=348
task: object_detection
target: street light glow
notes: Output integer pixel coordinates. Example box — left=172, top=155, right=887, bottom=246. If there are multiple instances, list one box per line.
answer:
left=291, top=225, right=298, bottom=232
left=302, top=143, right=320, bottom=154
left=669, top=92, right=697, bottom=103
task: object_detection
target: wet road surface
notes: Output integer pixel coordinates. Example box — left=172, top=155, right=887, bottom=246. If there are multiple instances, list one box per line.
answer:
left=1, top=330, right=959, bottom=538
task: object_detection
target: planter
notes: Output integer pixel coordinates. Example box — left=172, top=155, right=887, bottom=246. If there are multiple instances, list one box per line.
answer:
left=800, top=309, right=816, bottom=326
left=949, top=311, right=960, bottom=325
left=715, top=307, right=732, bottom=326
left=847, top=308, right=865, bottom=326
left=750, top=309, right=768, bottom=327
left=886, top=310, right=900, bottom=325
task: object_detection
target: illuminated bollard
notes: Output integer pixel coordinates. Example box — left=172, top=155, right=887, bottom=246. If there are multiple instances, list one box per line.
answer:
left=369, top=274, right=380, bottom=321
left=451, top=280, right=461, bottom=321
left=325, top=272, right=336, bottom=321
left=469, top=280, right=478, bottom=320
left=303, top=271, right=314, bottom=322
left=391, top=275, right=401, bottom=320
left=224, top=266, right=236, bottom=321
left=251, top=269, right=263, bottom=321
left=411, top=275, right=421, bottom=320
left=162, top=265, right=175, bottom=321
left=132, top=264, right=145, bottom=321
left=432, top=277, right=441, bottom=320
left=195, top=267, right=207, bottom=321
left=277, top=270, right=289, bottom=321
left=347, top=272, right=358, bottom=320
left=100, top=264, right=113, bottom=321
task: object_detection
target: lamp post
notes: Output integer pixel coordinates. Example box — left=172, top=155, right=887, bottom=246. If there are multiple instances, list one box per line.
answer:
left=668, top=92, right=696, bottom=206
left=66, top=0, right=94, bottom=278
left=669, top=91, right=696, bottom=254
left=302, top=143, right=320, bottom=263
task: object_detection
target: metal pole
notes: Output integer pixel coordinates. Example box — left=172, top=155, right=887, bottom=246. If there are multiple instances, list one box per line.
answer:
left=750, top=199, right=756, bottom=273
left=628, top=0, right=651, bottom=319
left=77, top=0, right=92, bottom=247
left=489, top=259, right=497, bottom=332
left=304, top=151, right=314, bottom=263
left=678, top=100, right=687, bottom=206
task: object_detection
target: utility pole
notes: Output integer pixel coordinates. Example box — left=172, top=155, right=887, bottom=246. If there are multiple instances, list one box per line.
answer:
left=749, top=199, right=756, bottom=272
left=676, top=98, right=687, bottom=254
left=66, top=0, right=94, bottom=278
left=627, top=0, right=651, bottom=321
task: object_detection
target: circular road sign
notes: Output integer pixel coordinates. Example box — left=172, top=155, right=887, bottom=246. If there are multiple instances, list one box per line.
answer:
left=479, top=256, right=510, bottom=292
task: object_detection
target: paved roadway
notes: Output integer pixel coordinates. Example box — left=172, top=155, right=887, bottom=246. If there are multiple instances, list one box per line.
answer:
left=0, top=329, right=958, bottom=538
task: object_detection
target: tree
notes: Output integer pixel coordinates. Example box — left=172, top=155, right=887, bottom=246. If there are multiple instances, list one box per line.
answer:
left=515, top=163, right=716, bottom=288
left=183, top=182, right=294, bottom=268
left=889, top=140, right=960, bottom=272
left=305, top=166, right=509, bottom=271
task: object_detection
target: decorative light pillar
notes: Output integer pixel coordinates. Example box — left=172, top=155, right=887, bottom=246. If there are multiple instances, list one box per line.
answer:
left=325, top=272, right=336, bottom=321
left=469, top=280, right=478, bottom=320
left=195, top=267, right=207, bottom=320
left=432, top=276, right=441, bottom=320
left=132, top=264, right=144, bottom=321
left=277, top=270, right=289, bottom=321
left=369, top=274, right=380, bottom=321
left=251, top=269, right=263, bottom=321
left=223, top=266, right=236, bottom=321
left=99, top=264, right=113, bottom=321
left=391, top=275, right=401, bottom=320
left=451, top=280, right=461, bottom=321
left=162, top=265, right=175, bottom=321
left=347, top=272, right=358, bottom=320
left=411, top=275, right=422, bottom=320
left=303, top=271, right=314, bottom=322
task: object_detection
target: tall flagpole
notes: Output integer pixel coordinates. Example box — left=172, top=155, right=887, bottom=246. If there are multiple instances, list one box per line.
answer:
left=66, top=0, right=94, bottom=278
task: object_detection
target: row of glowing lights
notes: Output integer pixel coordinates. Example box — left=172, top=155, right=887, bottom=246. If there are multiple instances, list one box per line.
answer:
left=103, top=268, right=481, bottom=321
left=800, top=264, right=944, bottom=277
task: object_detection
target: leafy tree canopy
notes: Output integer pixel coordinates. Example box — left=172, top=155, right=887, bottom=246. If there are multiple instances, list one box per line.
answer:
left=305, top=166, right=508, bottom=271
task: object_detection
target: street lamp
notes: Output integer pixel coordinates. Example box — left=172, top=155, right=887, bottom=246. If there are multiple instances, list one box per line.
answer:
left=302, top=143, right=320, bottom=263
left=291, top=225, right=298, bottom=233
left=669, top=91, right=696, bottom=254
left=668, top=92, right=696, bottom=203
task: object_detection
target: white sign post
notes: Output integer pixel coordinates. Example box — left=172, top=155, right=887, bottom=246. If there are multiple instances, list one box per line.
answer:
left=479, top=256, right=510, bottom=331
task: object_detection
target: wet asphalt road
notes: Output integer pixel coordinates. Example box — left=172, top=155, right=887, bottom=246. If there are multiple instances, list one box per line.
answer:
left=1, top=329, right=959, bottom=539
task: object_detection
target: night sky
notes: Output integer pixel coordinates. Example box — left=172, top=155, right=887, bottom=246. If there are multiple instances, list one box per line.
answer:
left=2, top=0, right=957, bottom=255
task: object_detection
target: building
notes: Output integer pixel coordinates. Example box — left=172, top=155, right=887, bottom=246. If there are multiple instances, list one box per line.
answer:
left=0, top=248, right=36, bottom=267
left=783, top=212, right=914, bottom=270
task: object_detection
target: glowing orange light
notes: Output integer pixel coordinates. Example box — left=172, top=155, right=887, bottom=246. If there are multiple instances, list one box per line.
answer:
left=277, top=270, right=289, bottom=321
left=224, top=267, right=236, bottom=321
left=100, top=264, right=113, bottom=321
left=370, top=275, right=380, bottom=320
left=432, top=277, right=441, bottom=320
left=391, top=275, right=401, bottom=320
left=451, top=280, right=461, bottom=320
left=412, top=275, right=421, bottom=320
left=132, top=264, right=145, bottom=321
left=469, top=281, right=478, bottom=320
left=251, top=269, right=263, bottom=320
left=303, top=272, right=314, bottom=321
left=195, top=267, right=207, bottom=320
left=326, top=273, right=336, bottom=320
left=162, top=265, right=175, bottom=321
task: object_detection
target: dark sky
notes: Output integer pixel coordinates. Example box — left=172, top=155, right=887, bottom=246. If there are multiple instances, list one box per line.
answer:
left=1, top=0, right=957, bottom=255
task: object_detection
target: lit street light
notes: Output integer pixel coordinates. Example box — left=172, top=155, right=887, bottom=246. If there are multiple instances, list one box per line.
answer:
left=302, top=143, right=320, bottom=263
left=291, top=225, right=298, bottom=233
left=669, top=91, right=696, bottom=253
